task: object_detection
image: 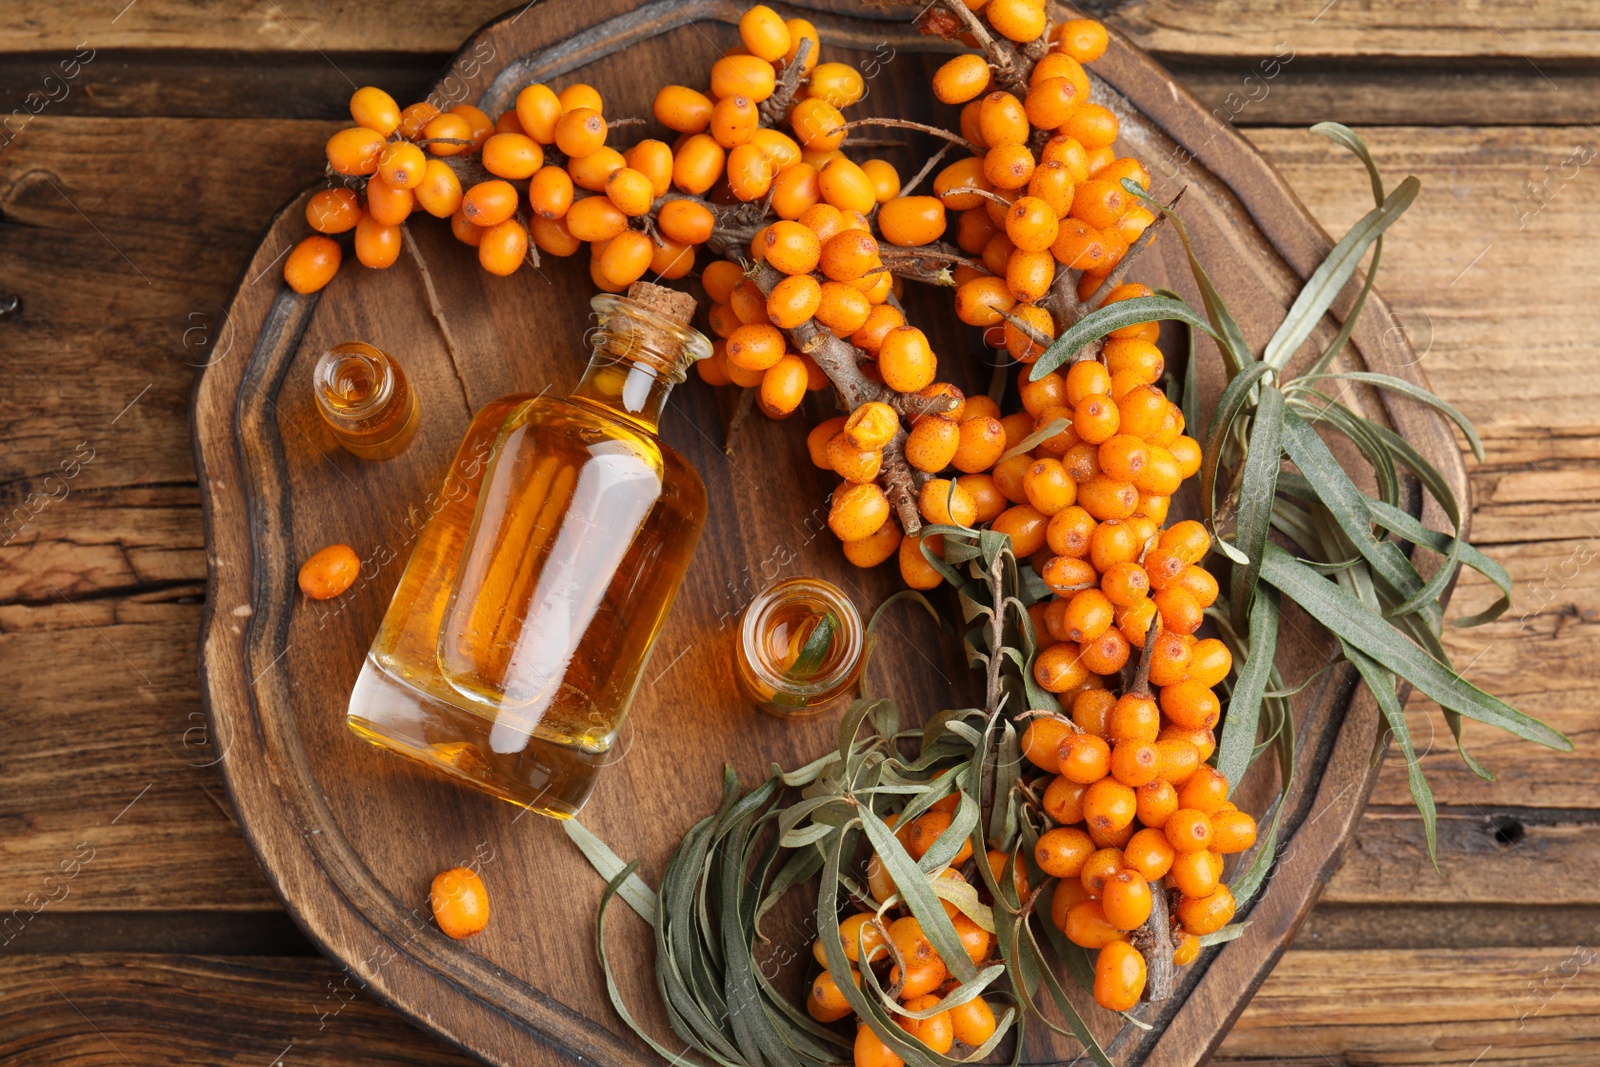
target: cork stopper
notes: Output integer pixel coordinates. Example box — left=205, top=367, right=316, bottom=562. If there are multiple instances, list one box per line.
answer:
left=627, top=281, right=698, bottom=329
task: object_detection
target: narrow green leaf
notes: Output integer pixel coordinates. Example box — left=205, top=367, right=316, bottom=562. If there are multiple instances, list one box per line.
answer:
left=857, top=806, right=979, bottom=983
left=1230, top=384, right=1287, bottom=630
left=1198, top=922, right=1251, bottom=948
left=1259, top=544, right=1571, bottom=750
left=1200, top=363, right=1273, bottom=525
left=563, top=819, right=659, bottom=927
left=1264, top=176, right=1421, bottom=371
left=1216, top=585, right=1280, bottom=790
left=1345, top=642, right=1439, bottom=866
left=1029, top=295, right=1219, bottom=380
left=789, top=612, right=835, bottom=680
left=1297, top=370, right=1485, bottom=462
left=999, top=417, right=1069, bottom=463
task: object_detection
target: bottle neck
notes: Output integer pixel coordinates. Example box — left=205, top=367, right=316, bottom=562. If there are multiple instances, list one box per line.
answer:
left=568, top=293, right=712, bottom=434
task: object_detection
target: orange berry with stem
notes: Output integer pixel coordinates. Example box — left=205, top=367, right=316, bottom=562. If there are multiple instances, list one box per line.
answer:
left=1094, top=940, right=1146, bottom=1012
left=710, top=93, right=759, bottom=148
left=1034, top=641, right=1089, bottom=693
left=712, top=54, right=776, bottom=102
left=1124, top=827, right=1176, bottom=882
left=421, top=112, right=474, bottom=156
left=878, top=326, right=937, bottom=392
left=986, top=0, right=1047, bottom=43
left=954, top=276, right=1016, bottom=328
left=462, top=180, right=518, bottom=227
left=1110, top=740, right=1159, bottom=788
left=1101, top=870, right=1152, bottom=930
left=933, top=156, right=993, bottom=211
left=1035, top=827, right=1096, bottom=879
left=377, top=141, right=428, bottom=190
left=1070, top=177, right=1128, bottom=230
left=1135, top=778, right=1178, bottom=829
left=1083, top=777, right=1137, bottom=834
left=1176, top=884, right=1236, bottom=937
left=1059, top=733, right=1111, bottom=784
left=283, top=236, right=342, bottom=295
left=397, top=101, right=441, bottom=141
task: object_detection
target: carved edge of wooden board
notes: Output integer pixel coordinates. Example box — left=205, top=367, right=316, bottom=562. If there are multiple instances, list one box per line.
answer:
left=189, top=3, right=1469, bottom=1066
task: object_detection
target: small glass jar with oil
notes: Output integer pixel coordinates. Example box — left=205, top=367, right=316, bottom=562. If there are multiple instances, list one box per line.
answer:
left=736, top=577, right=864, bottom=717
left=313, top=341, right=419, bottom=460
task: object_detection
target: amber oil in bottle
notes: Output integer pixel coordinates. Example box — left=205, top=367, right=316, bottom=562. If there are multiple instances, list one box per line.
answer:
left=736, top=577, right=863, bottom=717
left=314, top=341, right=419, bottom=460
left=346, top=284, right=710, bottom=818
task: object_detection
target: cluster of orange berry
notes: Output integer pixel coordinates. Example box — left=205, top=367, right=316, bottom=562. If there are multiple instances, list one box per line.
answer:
left=808, top=797, right=1015, bottom=1066
left=1016, top=516, right=1251, bottom=1011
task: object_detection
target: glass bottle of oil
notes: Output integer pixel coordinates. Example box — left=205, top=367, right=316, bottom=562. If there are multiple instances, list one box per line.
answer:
left=347, top=283, right=711, bottom=818
left=313, top=341, right=420, bottom=459
left=735, top=577, right=864, bottom=717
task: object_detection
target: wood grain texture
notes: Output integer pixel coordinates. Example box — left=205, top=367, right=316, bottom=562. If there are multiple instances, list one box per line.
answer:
left=182, top=5, right=1461, bottom=1067
left=7, top=949, right=1595, bottom=1067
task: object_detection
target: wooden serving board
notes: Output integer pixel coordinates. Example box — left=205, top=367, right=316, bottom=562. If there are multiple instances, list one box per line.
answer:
left=191, top=2, right=1466, bottom=1065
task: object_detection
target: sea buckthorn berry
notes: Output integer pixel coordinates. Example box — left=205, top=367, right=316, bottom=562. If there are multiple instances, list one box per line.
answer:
left=1057, top=436, right=1097, bottom=477
left=1146, top=633, right=1192, bottom=691
left=1064, top=899, right=1124, bottom=949
left=1035, top=827, right=1096, bottom=879
left=905, top=416, right=960, bottom=473
left=651, top=200, right=710, bottom=247
left=376, top=141, right=428, bottom=192
left=620, top=141, right=672, bottom=197
left=1110, top=740, right=1159, bottom=788
left=725, top=323, right=786, bottom=372
left=842, top=402, right=897, bottom=453
left=556, top=84, right=602, bottom=114
left=1025, top=76, right=1082, bottom=131
left=479, top=219, right=530, bottom=277
left=1098, top=434, right=1151, bottom=484
left=1058, top=733, right=1111, bottom=784
left=355, top=215, right=401, bottom=268
left=829, top=483, right=890, bottom=544
left=855, top=1022, right=903, bottom=1067
left=1134, top=446, right=1183, bottom=497
left=791, top=96, right=846, bottom=151
left=1071, top=178, right=1128, bottom=231
left=900, top=532, right=945, bottom=590
left=524, top=165, right=573, bottom=220
left=992, top=453, right=1033, bottom=503
left=807, top=967, right=859, bottom=1023
left=818, top=157, right=877, bottom=214
left=812, top=281, right=871, bottom=337
left=1135, top=779, right=1178, bottom=830
left=449, top=103, right=493, bottom=150
left=1177, top=565, right=1220, bottom=610
left=702, top=261, right=746, bottom=307
left=757, top=275, right=816, bottom=331
left=461, top=180, right=517, bottom=227
left=1004, top=304, right=1055, bottom=363
left=1047, top=506, right=1096, bottom=559
left=1098, top=558, right=1150, bottom=606
left=306, top=188, right=361, bottom=234
left=934, top=53, right=992, bottom=104
left=707, top=303, right=740, bottom=339
left=1169, top=434, right=1203, bottom=479
left=948, top=996, right=997, bottom=1048
left=877, top=196, right=947, bottom=247
left=1099, top=156, right=1151, bottom=194
left=957, top=207, right=999, bottom=255
left=839, top=913, right=890, bottom=965
left=712, top=54, right=776, bottom=102
left=1021, top=715, right=1075, bottom=774
left=820, top=229, right=878, bottom=281
left=509, top=87, right=561, bottom=144
left=1061, top=360, right=1109, bottom=407
left=738, top=4, right=791, bottom=61
left=963, top=393, right=1001, bottom=424
left=1094, top=939, right=1146, bottom=1012
left=1118, top=203, right=1157, bottom=244
left=568, top=146, right=625, bottom=191
left=1117, top=385, right=1167, bottom=440
left=979, top=91, right=1029, bottom=147
left=1108, top=693, right=1160, bottom=744
left=1035, top=641, right=1089, bottom=693
left=756, top=220, right=818, bottom=276
left=1020, top=459, right=1073, bottom=515
left=1005, top=196, right=1059, bottom=252
left=986, top=0, right=1047, bottom=42
left=1050, top=217, right=1110, bottom=272
left=672, top=134, right=726, bottom=195
left=767, top=162, right=820, bottom=219
left=960, top=474, right=1007, bottom=524
left=1040, top=130, right=1091, bottom=179
left=759, top=355, right=809, bottom=417
left=1178, top=766, right=1230, bottom=815
left=1005, top=249, right=1055, bottom=302
left=362, top=176, right=407, bottom=224
left=1043, top=773, right=1088, bottom=824
left=1101, top=870, right=1152, bottom=930
left=654, top=85, right=714, bottom=134
left=1072, top=689, right=1115, bottom=737
left=1116, top=597, right=1159, bottom=648
left=1165, top=809, right=1214, bottom=854
left=1154, top=739, right=1200, bottom=787
left=905, top=811, right=973, bottom=866
left=1177, top=884, right=1236, bottom=937
left=878, top=326, right=937, bottom=392
left=858, top=159, right=901, bottom=204
left=477, top=132, right=541, bottom=181
left=565, top=195, right=629, bottom=242
left=349, top=85, right=401, bottom=135
left=1083, top=778, right=1137, bottom=835
left=898, top=994, right=955, bottom=1055
left=1160, top=519, right=1213, bottom=564
left=952, top=416, right=1006, bottom=473
left=397, top=100, right=441, bottom=141
left=727, top=143, right=776, bottom=201
left=1153, top=586, right=1203, bottom=637
left=1162, top=845, right=1223, bottom=899
left=283, top=236, right=342, bottom=295
left=1212, top=810, right=1259, bottom=855
left=1104, top=337, right=1164, bottom=382
left=549, top=107, right=602, bottom=157
left=1081, top=628, right=1130, bottom=676
left=430, top=866, right=489, bottom=939
left=1124, top=827, right=1176, bottom=882
left=1078, top=474, right=1138, bottom=521
left=954, top=276, right=1016, bottom=328
left=697, top=348, right=732, bottom=386
left=1162, top=680, right=1221, bottom=735
left=810, top=61, right=867, bottom=108
left=596, top=167, right=652, bottom=217
left=920, top=477, right=976, bottom=528
left=1041, top=556, right=1098, bottom=598
left=1056, top=589, right=1111, bottom=645
left=326, top=126, right=386, bottom=175
left=1070, top=394, right=1118, bottom=445
left=934, top=157, right=994, bottom=213
left=1058, top=18, right=1110, bottom=62
left=1027, top=163, right=1077, bottom=224
left=984, top=143, right=1037, bottom=190
left=710, top=93, right=758, bottom=148
left=1143, top=548, right=1187, bottom=591
left=781, top=15, right=820, bottom=71
left=1187, top=639, right=1232, bottom=689
left=1064, top=103, right=1120, bottom=151
left=1079, top=846, right=1125, bottom=897
left=1168, top=932, right=1201, bottom=968
left=530, top=215, right=580, bottom=257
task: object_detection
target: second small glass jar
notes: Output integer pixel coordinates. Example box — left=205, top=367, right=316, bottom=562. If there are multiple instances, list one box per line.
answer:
left=313, top=341, right=419, bottom=460
left=736, top=577, right=863, bottom=717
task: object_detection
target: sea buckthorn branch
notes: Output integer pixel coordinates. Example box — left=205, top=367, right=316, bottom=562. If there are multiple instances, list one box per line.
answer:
left=758, top=35, right=813, bottom=125
left=1127, top=883, right=1175, bottom=1002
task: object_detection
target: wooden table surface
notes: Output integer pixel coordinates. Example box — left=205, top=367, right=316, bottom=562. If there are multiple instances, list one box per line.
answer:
left=2, top=3, right=1597, bottom=1065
